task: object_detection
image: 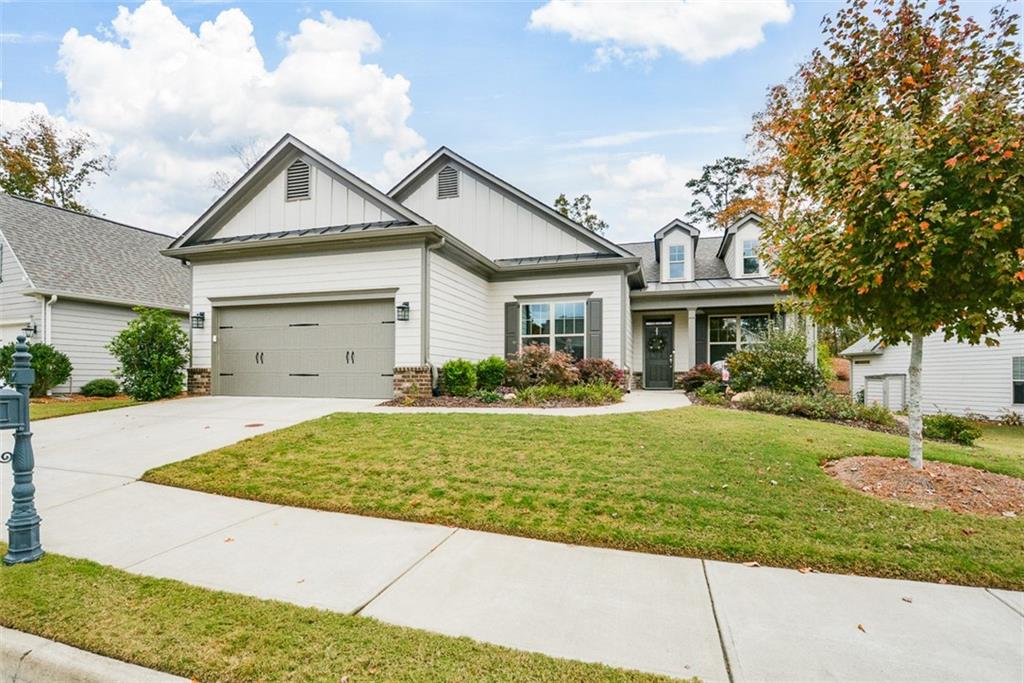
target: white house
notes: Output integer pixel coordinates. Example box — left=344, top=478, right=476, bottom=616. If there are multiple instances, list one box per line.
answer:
left=0, top=194, right=191, bottom=392
left=164, top=134, right=806, bottom=399
left=842, top=330, right=1024, bottom=419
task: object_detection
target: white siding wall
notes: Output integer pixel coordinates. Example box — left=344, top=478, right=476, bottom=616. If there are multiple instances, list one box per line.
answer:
left=489, top=272, right=624, bottom=366
left=191, top=247, right=423, bottom=369
left=47, top=300, right=187, bottom=393
left=428, top=252, right=491, bottom=363
left=659, top=232, right=694, bottom=282
left=211, top=160, right=401, bottom=240
left=848, top=329, right=1024, bottom=418
left=732, top=219, right=766, bottom=278
left=401, top=166, right=600, bottom=261
left=0, top=231, right=37, bottom=343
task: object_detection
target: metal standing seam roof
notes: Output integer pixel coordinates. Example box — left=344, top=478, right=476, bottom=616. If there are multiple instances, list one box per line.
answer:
left=494, top=252, right=623, bottom=267
left=191, top=219, right=416, bottom=246
left=0, top=193, right=190, bottom=310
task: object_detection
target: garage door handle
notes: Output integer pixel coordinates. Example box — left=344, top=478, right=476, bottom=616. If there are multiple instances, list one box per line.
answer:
left=351, top=351, right=356, bottom=364
left=345, top=351, right=351, bottom=364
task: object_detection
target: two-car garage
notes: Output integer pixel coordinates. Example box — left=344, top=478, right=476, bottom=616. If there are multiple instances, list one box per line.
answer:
left=212, top=299, right=396, bottom=399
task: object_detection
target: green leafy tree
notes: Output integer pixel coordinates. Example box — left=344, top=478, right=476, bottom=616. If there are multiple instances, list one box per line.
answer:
left=554, top=193, right=609, bottom=234
left=752, top=0, right=1024, bottom=468
left=0, top=342, right=73, bottom=397
left=108, top=308, right=189, bottom=401
left=684, top=156, right=753, bottom=229
left=0, top=114, right=113, bottom=213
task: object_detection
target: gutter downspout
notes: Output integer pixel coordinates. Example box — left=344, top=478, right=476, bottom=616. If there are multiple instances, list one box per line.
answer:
left=43, top=295, right=57, bottom=344
left=423, top=237, right=446, bottom=391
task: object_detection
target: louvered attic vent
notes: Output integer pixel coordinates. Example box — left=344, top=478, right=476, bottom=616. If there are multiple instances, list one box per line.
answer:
left=437, top=165, right=459, bottom=199
left=286, top=159, right=311, bottom=201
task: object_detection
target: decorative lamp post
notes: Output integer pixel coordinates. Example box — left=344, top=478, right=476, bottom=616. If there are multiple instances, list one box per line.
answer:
left=1, top=335, right=42, bottom=564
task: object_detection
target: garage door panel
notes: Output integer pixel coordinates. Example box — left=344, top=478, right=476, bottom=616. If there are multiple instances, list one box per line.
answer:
left=213, top=299, right=395, bottom=399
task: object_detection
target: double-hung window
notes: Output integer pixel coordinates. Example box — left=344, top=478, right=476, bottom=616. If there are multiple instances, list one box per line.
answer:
left=1014, top=357, right=1024, bottom=404
left=742, top=239, right=760, bottom=275
left=668, top=245, right=686, bottom=279
left=520, top=302, right=586, bottom=360
left=708, top=314, right=771, bottom=363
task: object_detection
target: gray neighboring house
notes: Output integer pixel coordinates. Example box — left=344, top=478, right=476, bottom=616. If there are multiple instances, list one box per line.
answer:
left=0, top=193, right=191, bottom=392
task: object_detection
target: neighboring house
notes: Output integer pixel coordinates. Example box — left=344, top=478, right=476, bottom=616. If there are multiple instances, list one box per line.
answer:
left=164, top=134, right=808, bottom=399
left=0, top=194, right=191, bottom=392
left=842, top=331, right=1024, bottom=419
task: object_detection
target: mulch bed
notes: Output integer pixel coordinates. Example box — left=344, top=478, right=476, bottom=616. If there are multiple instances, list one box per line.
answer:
left=825, top=456, right=1024, bottom=518
left=379, top=396, right=619, bottom=409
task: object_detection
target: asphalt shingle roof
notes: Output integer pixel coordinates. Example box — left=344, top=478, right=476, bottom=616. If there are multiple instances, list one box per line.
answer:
left=619, top=236, right=731, bottom=282
left=0, top=194, right=190, bottom=309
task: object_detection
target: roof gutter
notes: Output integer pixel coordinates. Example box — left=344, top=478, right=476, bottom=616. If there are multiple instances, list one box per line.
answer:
left=631, top=284, right=782, bottom=298
left=22, top=289, right=189, bottom=314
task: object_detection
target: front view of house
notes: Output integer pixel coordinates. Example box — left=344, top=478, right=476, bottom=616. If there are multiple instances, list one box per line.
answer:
left=165, top=135, right=806, bottom=398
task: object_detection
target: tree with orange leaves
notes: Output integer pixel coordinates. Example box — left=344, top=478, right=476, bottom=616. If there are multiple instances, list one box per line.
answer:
left=751, top=0, right=1023, bottom=468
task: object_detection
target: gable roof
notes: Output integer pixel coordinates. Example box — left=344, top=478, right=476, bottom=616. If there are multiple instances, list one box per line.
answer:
left=0, top=193, right=190, bottom=310
left=652, top=218, right=700, bottom=263
left=388, top=146, right=632, bottom=258
left=169, top=134, right=428, bottom=250
left=841, top=335, right=884, bottom=357
left=716, top=211, right=765, bottom=258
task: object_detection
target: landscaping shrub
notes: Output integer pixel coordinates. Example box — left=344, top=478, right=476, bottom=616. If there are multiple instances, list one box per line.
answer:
left=80, top=378, right=119, bottom=398
left=998, top=409, right=1022, bottom=427
left=694, top=380, right=728, bottom=406
left=923, top=413, right=982, bottom=446
left=107, top=307, right=189, bottom=401
left=816, top=342, right=836, bottom=382
left=575, top=358, right=623, bottom=386
left=734, top=389, right=897, bottom=427
left=727, top=326, right=825, bottom=393
left=505, top=345, right=580, bottom=388
left=678, top=363, right=721, bottom=391
left=0, top=342, right=73, bottom=397
left=441, top=359, right=477, bottom=396
left=515, top=383, right=622, bottom=405
left=474, top=389, right=501, bottom=403
left=475, top=356, right=507, bottom=392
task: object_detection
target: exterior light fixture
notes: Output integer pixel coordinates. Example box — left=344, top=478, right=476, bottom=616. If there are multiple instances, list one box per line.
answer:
left=20, top=321, right=37, bottom=339
left=396, top=302, right=410, bottom=322
left=191, top=312, right=206, bottom=329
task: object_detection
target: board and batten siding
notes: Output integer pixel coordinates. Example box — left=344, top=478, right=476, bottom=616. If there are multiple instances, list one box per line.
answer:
left=401, top=167, right=601, bottom=261
left=848, top=329, right=1024, bottom=418
left=47, top=299, right=187, bottom=393
left=428, top=252, right=491, bottom=363
left=190, top=246, right=423, bottom=369
left=210, top=159, right=402, bottom=240
left=489, top=272, right=625, bottom=367
left=0, top=230, right=38, bottom=344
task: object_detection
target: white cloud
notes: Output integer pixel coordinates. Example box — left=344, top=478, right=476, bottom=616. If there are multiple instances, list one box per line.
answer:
left=529, top=0, right=794, bottom=66
left=559, top=125, right=727, bottom=150
left=589, top=154, right=700, bottom=240
left=4, top=0, right=425, bottom=233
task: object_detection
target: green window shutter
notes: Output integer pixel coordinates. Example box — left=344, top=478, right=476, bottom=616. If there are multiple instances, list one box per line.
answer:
left=695, top=313, right=708, bottom=365
left=504, top=302, right=519, bottom=358
left=586, top=298, right=602, bottom=358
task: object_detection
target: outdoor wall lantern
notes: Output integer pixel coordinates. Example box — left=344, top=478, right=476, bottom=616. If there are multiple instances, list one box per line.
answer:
left=20, top=321, right=37, bottom=338
left=396, top=302, right=410, bottom=322
left=191, top=312, right=206, bottom=329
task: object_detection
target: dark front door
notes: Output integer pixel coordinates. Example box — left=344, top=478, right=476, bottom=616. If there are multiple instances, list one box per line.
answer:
left=644, top=320, right=674, bottom=389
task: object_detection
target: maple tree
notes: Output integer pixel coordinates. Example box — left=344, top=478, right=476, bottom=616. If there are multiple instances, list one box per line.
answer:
left=750, top=0, right=1023, bottom=468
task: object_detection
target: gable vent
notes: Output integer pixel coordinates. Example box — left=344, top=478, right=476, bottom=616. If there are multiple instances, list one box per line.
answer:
left=437, top=165, right=459, bottom=199
left=286, top=159, right=311, bottom=201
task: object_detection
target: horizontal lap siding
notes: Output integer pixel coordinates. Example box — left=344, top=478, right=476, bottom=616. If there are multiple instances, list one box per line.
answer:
left=849, top=330, right=1024, bottom=418
left=0, top=231, right=37, bottom=341
left=191, top=247, right=422, bottom=369
left=48, top=300, right=187, bottom=393
left=429, top=253, right=490, bottom=363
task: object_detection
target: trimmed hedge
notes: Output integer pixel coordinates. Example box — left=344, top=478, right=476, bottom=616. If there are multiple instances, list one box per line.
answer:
left=0, top=342, right=73, bottom=397
left=80, top=378, right=119, bottom=397
left=475, top=356, right=507, bottom=392
left=441, top=359, right=477, bottom=396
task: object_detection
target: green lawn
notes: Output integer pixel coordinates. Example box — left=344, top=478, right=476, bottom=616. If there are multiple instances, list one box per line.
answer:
left=975, top=422, right=1024, bottom=458
left=144, top=407, right=1024, bottom=589
left=0, top=548, right=669, bottom=682
left=30, top=396, right=136, bottom=420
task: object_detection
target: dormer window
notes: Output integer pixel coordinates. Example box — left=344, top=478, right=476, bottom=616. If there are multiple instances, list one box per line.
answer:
left=742, top=239, right=759, bottom=275
left=668, top=245, right=686, bottom=279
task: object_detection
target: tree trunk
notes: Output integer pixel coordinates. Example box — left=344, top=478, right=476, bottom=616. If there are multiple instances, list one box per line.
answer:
left=907, top=333, right=924, bottom=470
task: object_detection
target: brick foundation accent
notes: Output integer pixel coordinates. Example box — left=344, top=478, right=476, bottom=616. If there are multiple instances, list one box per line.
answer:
left=393, top=366, right=433, bottom=399
left=188, top=367, right=211, bottom=396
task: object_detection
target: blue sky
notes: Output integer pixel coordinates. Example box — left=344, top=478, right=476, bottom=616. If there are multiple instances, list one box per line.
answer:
left=1, top=1, right=866, bottom=239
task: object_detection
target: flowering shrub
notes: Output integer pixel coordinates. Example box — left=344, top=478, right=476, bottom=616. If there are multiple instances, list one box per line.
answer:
left=678, top=363, right=722, bottom=391
left=575, top=358, right=623, bottom=386
left=505, top=345, right=580, bottom=388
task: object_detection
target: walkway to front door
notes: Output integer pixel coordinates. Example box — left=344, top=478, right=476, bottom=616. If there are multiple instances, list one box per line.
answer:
left=644, top=320, right=674, bottom=389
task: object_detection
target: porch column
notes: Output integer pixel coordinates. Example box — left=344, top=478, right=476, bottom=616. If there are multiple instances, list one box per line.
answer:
left=686, top=308, right=697, bottom=371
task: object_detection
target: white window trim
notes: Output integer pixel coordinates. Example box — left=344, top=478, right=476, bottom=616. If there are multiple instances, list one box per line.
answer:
left=707, top=314, right=771, bottom=362
left=667, top=244, right=687, bottom=281
left=1013, top=356, right=1024, bottom=405
left=741, top=238, right=761, bottom=276
left=519, top=301, right=586, bottom=358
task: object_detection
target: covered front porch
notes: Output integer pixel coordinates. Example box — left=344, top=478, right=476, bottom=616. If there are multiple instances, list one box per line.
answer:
left=629, top=288, right=814, bottom=390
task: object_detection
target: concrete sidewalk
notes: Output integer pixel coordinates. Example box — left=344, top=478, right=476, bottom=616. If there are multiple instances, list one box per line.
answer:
left=2, top=398, right=1021, bottom=681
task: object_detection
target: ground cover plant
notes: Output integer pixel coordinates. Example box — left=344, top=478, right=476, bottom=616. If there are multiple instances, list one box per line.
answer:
left=145, top=408, right=1024, bottom=589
